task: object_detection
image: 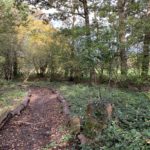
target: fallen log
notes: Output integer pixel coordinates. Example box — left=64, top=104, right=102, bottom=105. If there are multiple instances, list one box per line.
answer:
left=10, top=93, right=31, bottom=116
left=0, top=112, right=12, bottom=130
left=0, top=90, right=31, bottom=130
left=10, top=104, right=25, bottom=116
left=57, top=94, right=70, bottom=116
left=56, top=90, right=87, bottom=145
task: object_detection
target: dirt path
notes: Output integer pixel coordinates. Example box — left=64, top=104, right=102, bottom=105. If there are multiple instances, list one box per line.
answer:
left=0, top=87, right=73, bottom=150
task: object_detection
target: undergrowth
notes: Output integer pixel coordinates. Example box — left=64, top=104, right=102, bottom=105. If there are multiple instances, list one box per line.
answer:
left=20, top=81, right=150, bottom=149
left=57, top=83, right=150, bottom=149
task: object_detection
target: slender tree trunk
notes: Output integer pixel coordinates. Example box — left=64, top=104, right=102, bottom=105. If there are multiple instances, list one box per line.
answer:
left=69, top=2, right=77, bottom=82
left=33, top=58, right=39, bottom=75
left=13, top=51, right=18, bottom=78
left=50, top=58, right=55, bottom=81
left=39, top=64, right=47, bottom=77
left=4, top=50, right=13, bottom=80
left=117, top=0, right=127, bottom=76
left=141, top=33, right=150, bottom=77
left=80, top=0, right=95, bottom=84
left=141, top=1, right=150, bottom=78
left=50, top=66, right=55, bottom=81
left=4, top=54, right=10, bottom=80
left=65, top=69, right=69, bottom=79
left=69, top=69, right=74, bottom=81
left=82, top=0, right=90, bottom=37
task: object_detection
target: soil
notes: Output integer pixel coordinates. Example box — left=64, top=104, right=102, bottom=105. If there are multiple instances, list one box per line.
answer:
left=0, top=87, right=75, bottom=150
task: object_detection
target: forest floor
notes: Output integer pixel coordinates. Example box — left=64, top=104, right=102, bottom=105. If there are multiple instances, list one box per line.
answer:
left=0, top=87, right=75, bottom=150
left=0, top=81, right=149, bottom=149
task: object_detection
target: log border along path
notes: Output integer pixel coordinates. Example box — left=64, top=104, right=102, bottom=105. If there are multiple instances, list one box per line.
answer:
left=0, top=86, right=74, bottom=150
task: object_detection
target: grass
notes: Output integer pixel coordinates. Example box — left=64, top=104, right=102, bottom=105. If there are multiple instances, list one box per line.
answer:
left=0, top=80, right=27, bottom=116
left=54, top=82, right=150, bottom=149
left=57, top=83, right=150, bottom=116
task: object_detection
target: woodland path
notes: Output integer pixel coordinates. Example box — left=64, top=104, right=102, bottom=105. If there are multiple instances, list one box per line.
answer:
left=0, top=87, right=73, bottom=150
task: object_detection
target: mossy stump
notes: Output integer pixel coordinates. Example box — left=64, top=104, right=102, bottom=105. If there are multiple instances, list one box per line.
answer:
left=83, top=100, right=113, bottom=137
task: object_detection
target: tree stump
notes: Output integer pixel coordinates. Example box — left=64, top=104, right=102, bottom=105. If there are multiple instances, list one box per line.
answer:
left=84, top=100, right=113, bottom=137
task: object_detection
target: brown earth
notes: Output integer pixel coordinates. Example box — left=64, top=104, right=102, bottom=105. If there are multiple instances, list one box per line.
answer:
left=0, top=87, right=76, bottom=150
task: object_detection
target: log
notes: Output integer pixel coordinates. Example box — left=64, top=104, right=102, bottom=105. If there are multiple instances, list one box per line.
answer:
left=22, top=97, right=30, bottom=107
left=10, top=104, right=25, bottom=116
left=0, top=110, right=9, bottom=124
left=57, top=94, right=70, bottom=116
left=10, top=95, right=30, bottom=116
left=0, top=112, right=12, bottom=130
left=0, top=90, right=31, bottom=130
left=63, top=103, right=70, bottom=115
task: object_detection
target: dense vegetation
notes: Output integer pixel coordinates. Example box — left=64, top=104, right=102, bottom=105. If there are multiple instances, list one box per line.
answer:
left=0, top=0, right=150, bottom=84
left=0, top=0, right=150, bottom=149
left=58, top=83, right=150, bottom=149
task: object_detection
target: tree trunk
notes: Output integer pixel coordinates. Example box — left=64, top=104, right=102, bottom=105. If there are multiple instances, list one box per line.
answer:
left=117, top=0, right=127, bottom=76
left=69, top=4, right=76, bottom=82
left=4, top=51, right=13, bottom=80
left=50, top=65, right=55, bottom=81
left=80, top=0, right=94, bottom=84
left=13, top=51, right=18, bottom=78
left=65, top=69, right=69, bottom=79
left=69, top=69, right=74, bottom=81
left=141, top=1, right=150, bottom=78
left=81, top=0, right=90, bottom=37
left=39, top=64, right=47, bottom=77
left=141, top=33, right=150, bottom=77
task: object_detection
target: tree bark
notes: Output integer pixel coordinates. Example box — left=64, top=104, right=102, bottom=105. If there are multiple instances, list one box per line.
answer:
left=13, top=51, right=18, bottom=78
left=39, top=64, right=47, bottom=77
left=81, top=0, right=90, bottom=37
left=141, top=33, right=150, bottom=77
left=4, top=51, right=13, bottom=80
left=117, top=0, right=127, bottom=76
left=141, top=1, right=150, bottom=78
left=80, top=0, right=95, bottom=83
